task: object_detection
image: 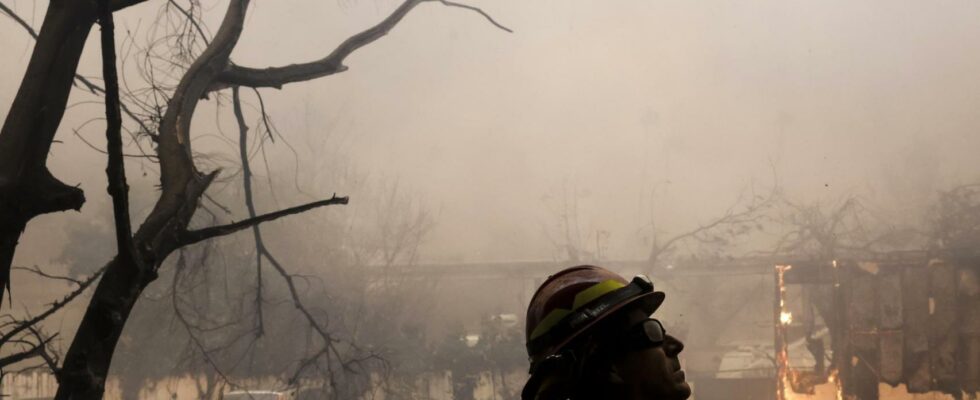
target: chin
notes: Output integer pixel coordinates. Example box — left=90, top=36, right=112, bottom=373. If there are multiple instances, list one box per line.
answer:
left=670, top=370, right=691, bottom=399
left=653, top=382, right=691, bottom=400
left=674, top=382, right=692, bottom=399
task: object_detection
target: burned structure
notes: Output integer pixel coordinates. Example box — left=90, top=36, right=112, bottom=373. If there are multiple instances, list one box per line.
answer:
left=779, top=255, right=980, bottom=400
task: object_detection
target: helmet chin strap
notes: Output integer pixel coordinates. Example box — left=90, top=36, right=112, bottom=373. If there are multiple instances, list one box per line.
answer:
left=523, top=338, right=626, bottom=400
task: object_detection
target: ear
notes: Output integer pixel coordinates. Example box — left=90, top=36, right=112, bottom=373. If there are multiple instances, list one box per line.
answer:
left=594, top=362, right=632, bottom=399
left=605, top=362, right=627, bottom=385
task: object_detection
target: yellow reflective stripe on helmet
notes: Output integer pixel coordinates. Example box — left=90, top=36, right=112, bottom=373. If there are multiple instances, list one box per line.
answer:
left=528, top=279, right=625, bottom=341
left=529, top=309, right=570, bottom=340
left=572, top=279, right=625, bottom=310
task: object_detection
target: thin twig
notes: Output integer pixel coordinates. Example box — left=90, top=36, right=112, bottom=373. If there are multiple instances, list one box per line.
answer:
left=171, top=250, right=240, bottom=390
left=11, top=265, right=82, bottom=286
left=0, top=267, right=105, bottom=346
left=438, top=0, right=512, bottom=33
left=232, top=86, right=264, bottom=336
left=250, top=87, right=275, bottom=143
left=166, top=0, right=211, bottom=46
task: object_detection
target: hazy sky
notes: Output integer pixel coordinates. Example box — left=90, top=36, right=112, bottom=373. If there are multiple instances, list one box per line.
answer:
left=4, top=0, right=980, bottom=264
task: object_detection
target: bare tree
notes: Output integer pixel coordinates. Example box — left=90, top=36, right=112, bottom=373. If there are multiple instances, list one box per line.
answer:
left=931, top=183, right=980, bottom=253
left=0, top=0, right=508, bottom=398
left=540, top=183, right=597, bottom=263
left=769, top=195, right=924, bottom=260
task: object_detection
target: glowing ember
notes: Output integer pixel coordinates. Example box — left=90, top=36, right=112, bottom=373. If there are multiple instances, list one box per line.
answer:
left=780, top=311, right=793, bottom=325
left=829, top=369, right=843, bottom=400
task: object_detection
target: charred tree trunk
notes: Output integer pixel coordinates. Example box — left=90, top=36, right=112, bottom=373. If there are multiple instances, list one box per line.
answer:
left=55, top=256, right=148, bottom=399
left=0, top=0, right=96, bottom=305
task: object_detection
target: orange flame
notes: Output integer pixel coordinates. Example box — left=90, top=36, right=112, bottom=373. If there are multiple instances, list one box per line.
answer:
left=775, top=265, right=791, bottom=400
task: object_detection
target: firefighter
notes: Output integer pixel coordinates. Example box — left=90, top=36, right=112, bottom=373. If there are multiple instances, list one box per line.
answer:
left=521, top=265, right=690, bottom=400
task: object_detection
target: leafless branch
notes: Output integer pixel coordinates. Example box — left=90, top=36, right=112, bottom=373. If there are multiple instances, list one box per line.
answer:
left=0, top=331, right=57, bottom=369
left=11, top=265, right=82, bottom=286
left=250, top=87, right=275, bottom=143
left=230, top=86, right=384, bottom=389
left=27, top=326, right=61, bottom=374
left=170, top=249, right=241, bottom=391
left=214, top=0, right=509, bottom=90
left=166, top=0, right=211, bottom=46
left=99, top=0, right=141, bottom=267
left=72, top=128, right=159, bottom=159
left=648, top=184, right=778, bottom=266
left=0, top=1, right=36, bottom=39
left=232, top=86, right=265, bottom=336
left=109, top=0, right=154, bottom=12
left=179, top=195, right=349, bottom=246
left=0, top=267, right=105, bottom=346
left=438, top=0, right=512, bottom=33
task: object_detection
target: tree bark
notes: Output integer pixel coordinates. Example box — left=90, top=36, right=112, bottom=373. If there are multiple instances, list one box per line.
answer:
left=54, top=255, right=144, bottom=399
left=0, top=0, right=95, bottom=306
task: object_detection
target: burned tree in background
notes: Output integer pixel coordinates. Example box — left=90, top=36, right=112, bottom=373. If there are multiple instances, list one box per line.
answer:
left=643, top=184, right=777, bottom=270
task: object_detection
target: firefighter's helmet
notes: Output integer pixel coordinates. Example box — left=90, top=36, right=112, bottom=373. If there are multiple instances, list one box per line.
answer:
left=524, top=265, right=665, bottom=369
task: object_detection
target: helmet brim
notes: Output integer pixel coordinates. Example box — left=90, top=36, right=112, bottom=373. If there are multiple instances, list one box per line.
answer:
left=541, top=290, right=665, bottom=362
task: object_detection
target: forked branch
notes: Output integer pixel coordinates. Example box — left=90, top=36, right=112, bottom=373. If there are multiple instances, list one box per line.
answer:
left=214, top=0, right=510, bottom=90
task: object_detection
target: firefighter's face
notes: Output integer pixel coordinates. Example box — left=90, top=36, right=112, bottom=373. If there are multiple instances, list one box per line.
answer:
left=611, top=307, right=691, bottom=400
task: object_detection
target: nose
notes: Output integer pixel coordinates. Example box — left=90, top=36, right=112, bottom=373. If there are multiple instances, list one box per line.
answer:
left=663, top=334, right=684, bottom=357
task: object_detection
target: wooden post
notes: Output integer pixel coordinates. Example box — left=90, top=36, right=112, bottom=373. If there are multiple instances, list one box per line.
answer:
left=832, top=260, right=847, bottom=400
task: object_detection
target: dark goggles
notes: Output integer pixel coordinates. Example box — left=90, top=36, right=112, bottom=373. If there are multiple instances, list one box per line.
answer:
left=614, top=318, right=666, bottom=353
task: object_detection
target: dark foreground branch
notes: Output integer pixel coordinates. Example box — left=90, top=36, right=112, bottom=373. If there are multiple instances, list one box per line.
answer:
left=0, top=332, right=57, bottom=369
left=179, top=196, right=349, bottom=246
left=99, top=0, right=140, bottom=265
left=0, top=1, right=34, bottom=38
left=0, top=267, right=105, bottom=347
left=214, top=0, right=510, bottom=90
